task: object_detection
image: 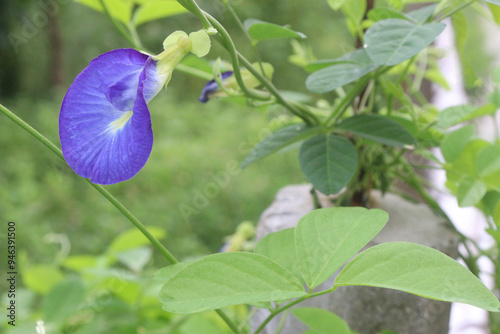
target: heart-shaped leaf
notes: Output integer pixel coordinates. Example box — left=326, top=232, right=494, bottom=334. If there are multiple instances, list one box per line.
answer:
left=255, top=228, right=303, bottom=284
left=306, top=49, right=378, bottom=93
left=299, top=135, right=358, bottom=195
left=242, top=124, right=320, bottom=168
left=159, top=252, right=305, bottom=314
left=364, top=19, right=445, bottom=66
left=335, top=242, right=500, bottom=312
left=295, top=207, right=389, bottom=289
left=244, top=19, right=306, bottom=41
left=337, top=114, right=416, bottom=147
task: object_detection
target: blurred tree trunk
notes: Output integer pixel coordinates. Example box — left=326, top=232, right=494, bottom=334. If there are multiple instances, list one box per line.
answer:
left=48, top=14, right=63, bottom=87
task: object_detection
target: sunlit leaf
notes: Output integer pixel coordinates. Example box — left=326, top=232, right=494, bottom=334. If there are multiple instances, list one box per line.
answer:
left=76, top=0, right=132, bottom=24
left=244, top=19, right=306, bottom=41
left=133, top=0, right=187, bottom=26
left=242, top=124, right=320, bottom=168
left=457, top=177, right=487, bottom=207
left=109, top=226, right=166, bottom=252
left=440, top=125, right=475, bottom=163
left=255, top=228, right=303, bottom=284
left=295, top=207, right=388, bottom=288
left=292, top=307, right=351, bottom=334
left=476, top=145, right=500, bottom=177
left=159, top=253, right=305, bottom=313
left=336, top=242, right=500, bottom=312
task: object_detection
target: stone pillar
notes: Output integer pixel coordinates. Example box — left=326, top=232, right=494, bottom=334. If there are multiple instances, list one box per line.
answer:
left=253, top=184, right=459, bottom=334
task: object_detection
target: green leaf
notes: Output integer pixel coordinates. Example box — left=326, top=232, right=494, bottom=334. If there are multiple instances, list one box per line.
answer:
left=364, top=19, right=445, bottom=66
left=335, top=242, right=500, bottom=312
left=109, top=226, right=166, bottom=252
left=115, top=247, right=152, bottom=272
left=341, top=0, right=366, bottom=25
left=327, top=0, right=348, bottom=11
left=367, top=8, right=407, bottom=22
left=242, top=124, right=320, bottom=168
left=155, top=260, right=196, bottom=284
left=436, top=104, right=497, bottom=130
left=452, top=11, right=468, bottom=53
left=63, top=255, right=98, bottom=272
left=441, top=125, right=475, bottom=163
left=306, top=49, right=378, bottom=93
left=295, top=207, right=389, bottom=289
left=292, top=307, right=351, bottom=334
left=337, top=114, right=416, bottom=147
left=23, top=265, right=64, bottom=295
left=43, top=278, right=86, bottom=323
left=305, top=48, right=376, bottom=72
left=255, top=228, right=303, bottom=284
left=457, top=177, right=487, bottom=207
left=133, top=0, right=187, bottom=26
left=76, top=0, right=132, bottom=24
left=244, top=19, right=306, bottom=41
left=437, top=105, right=475, bottom=130
left=159, top=253, right=306, bottom=313
left=299, top=135, right=358, bottom=195
left=405, top=4, right=438, bottom=24
left=476, top=145, right=500, bottom=177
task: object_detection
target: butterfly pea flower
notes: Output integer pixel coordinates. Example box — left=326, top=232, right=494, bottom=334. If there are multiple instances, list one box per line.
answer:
left=198, top=63, right=274, bottom=103
left=59, top=30, right=211, bottom=185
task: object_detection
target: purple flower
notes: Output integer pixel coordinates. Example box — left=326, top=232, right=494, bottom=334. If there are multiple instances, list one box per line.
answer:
left=59, top=49, right=167, bottom=185
left=58, top=29, right=211, bottom=185
left=198, top=71, right=234, bottom=103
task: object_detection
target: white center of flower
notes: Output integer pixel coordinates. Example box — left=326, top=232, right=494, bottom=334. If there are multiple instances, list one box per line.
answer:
left=109, top=111, right=133, bottom=133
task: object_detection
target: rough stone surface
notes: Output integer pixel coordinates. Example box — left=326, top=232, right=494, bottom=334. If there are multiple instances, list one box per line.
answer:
left=253, top=184, right=460, bottom=334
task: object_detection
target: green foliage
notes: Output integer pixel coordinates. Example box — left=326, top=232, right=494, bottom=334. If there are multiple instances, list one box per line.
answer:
left=337, top=114, right=416, bottom=147
left=364, top=19, right=445, bottom=66
left=335, top=242, right=500, bottom=312
left=132, top=0, right=187, bottom=26
left=306, top=49, right=378, bottom=93
left=295, top=207, right=388, bottom=288
left=254, top=228, right=304, bottom=283
left=291, top=307, right=351, bottom=334
left=159, top=253, right=306, bottom=313
left=241, top=124, right=320, bottom=168
left=299, top=135, right=358, bottom=195
left=244, top=19, right=306, bottom=42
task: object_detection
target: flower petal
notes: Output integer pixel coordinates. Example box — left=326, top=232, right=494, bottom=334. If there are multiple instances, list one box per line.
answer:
left=198, top=71, right=234, bottom=103
left=59, top=49, right=164, bottom=184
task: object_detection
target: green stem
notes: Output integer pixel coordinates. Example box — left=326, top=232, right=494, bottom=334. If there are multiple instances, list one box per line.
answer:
left=253, top=288, right=335, bottom=334
left=176, top=63, right=213, bottom=80
left=0, top=103, right=179, bottom=265
left=204, top=13, right=319, bottom=125
left=216, top=309, right=243, bottom=334
left=236, top=51, right=319, bottom=124
left=223, top=1, right=265, bottom=74
left=437, top=0, right=476, bottom=21
left=325, top=77, right=370, bottom=127
left=205, top=14, right=271, bottom=101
